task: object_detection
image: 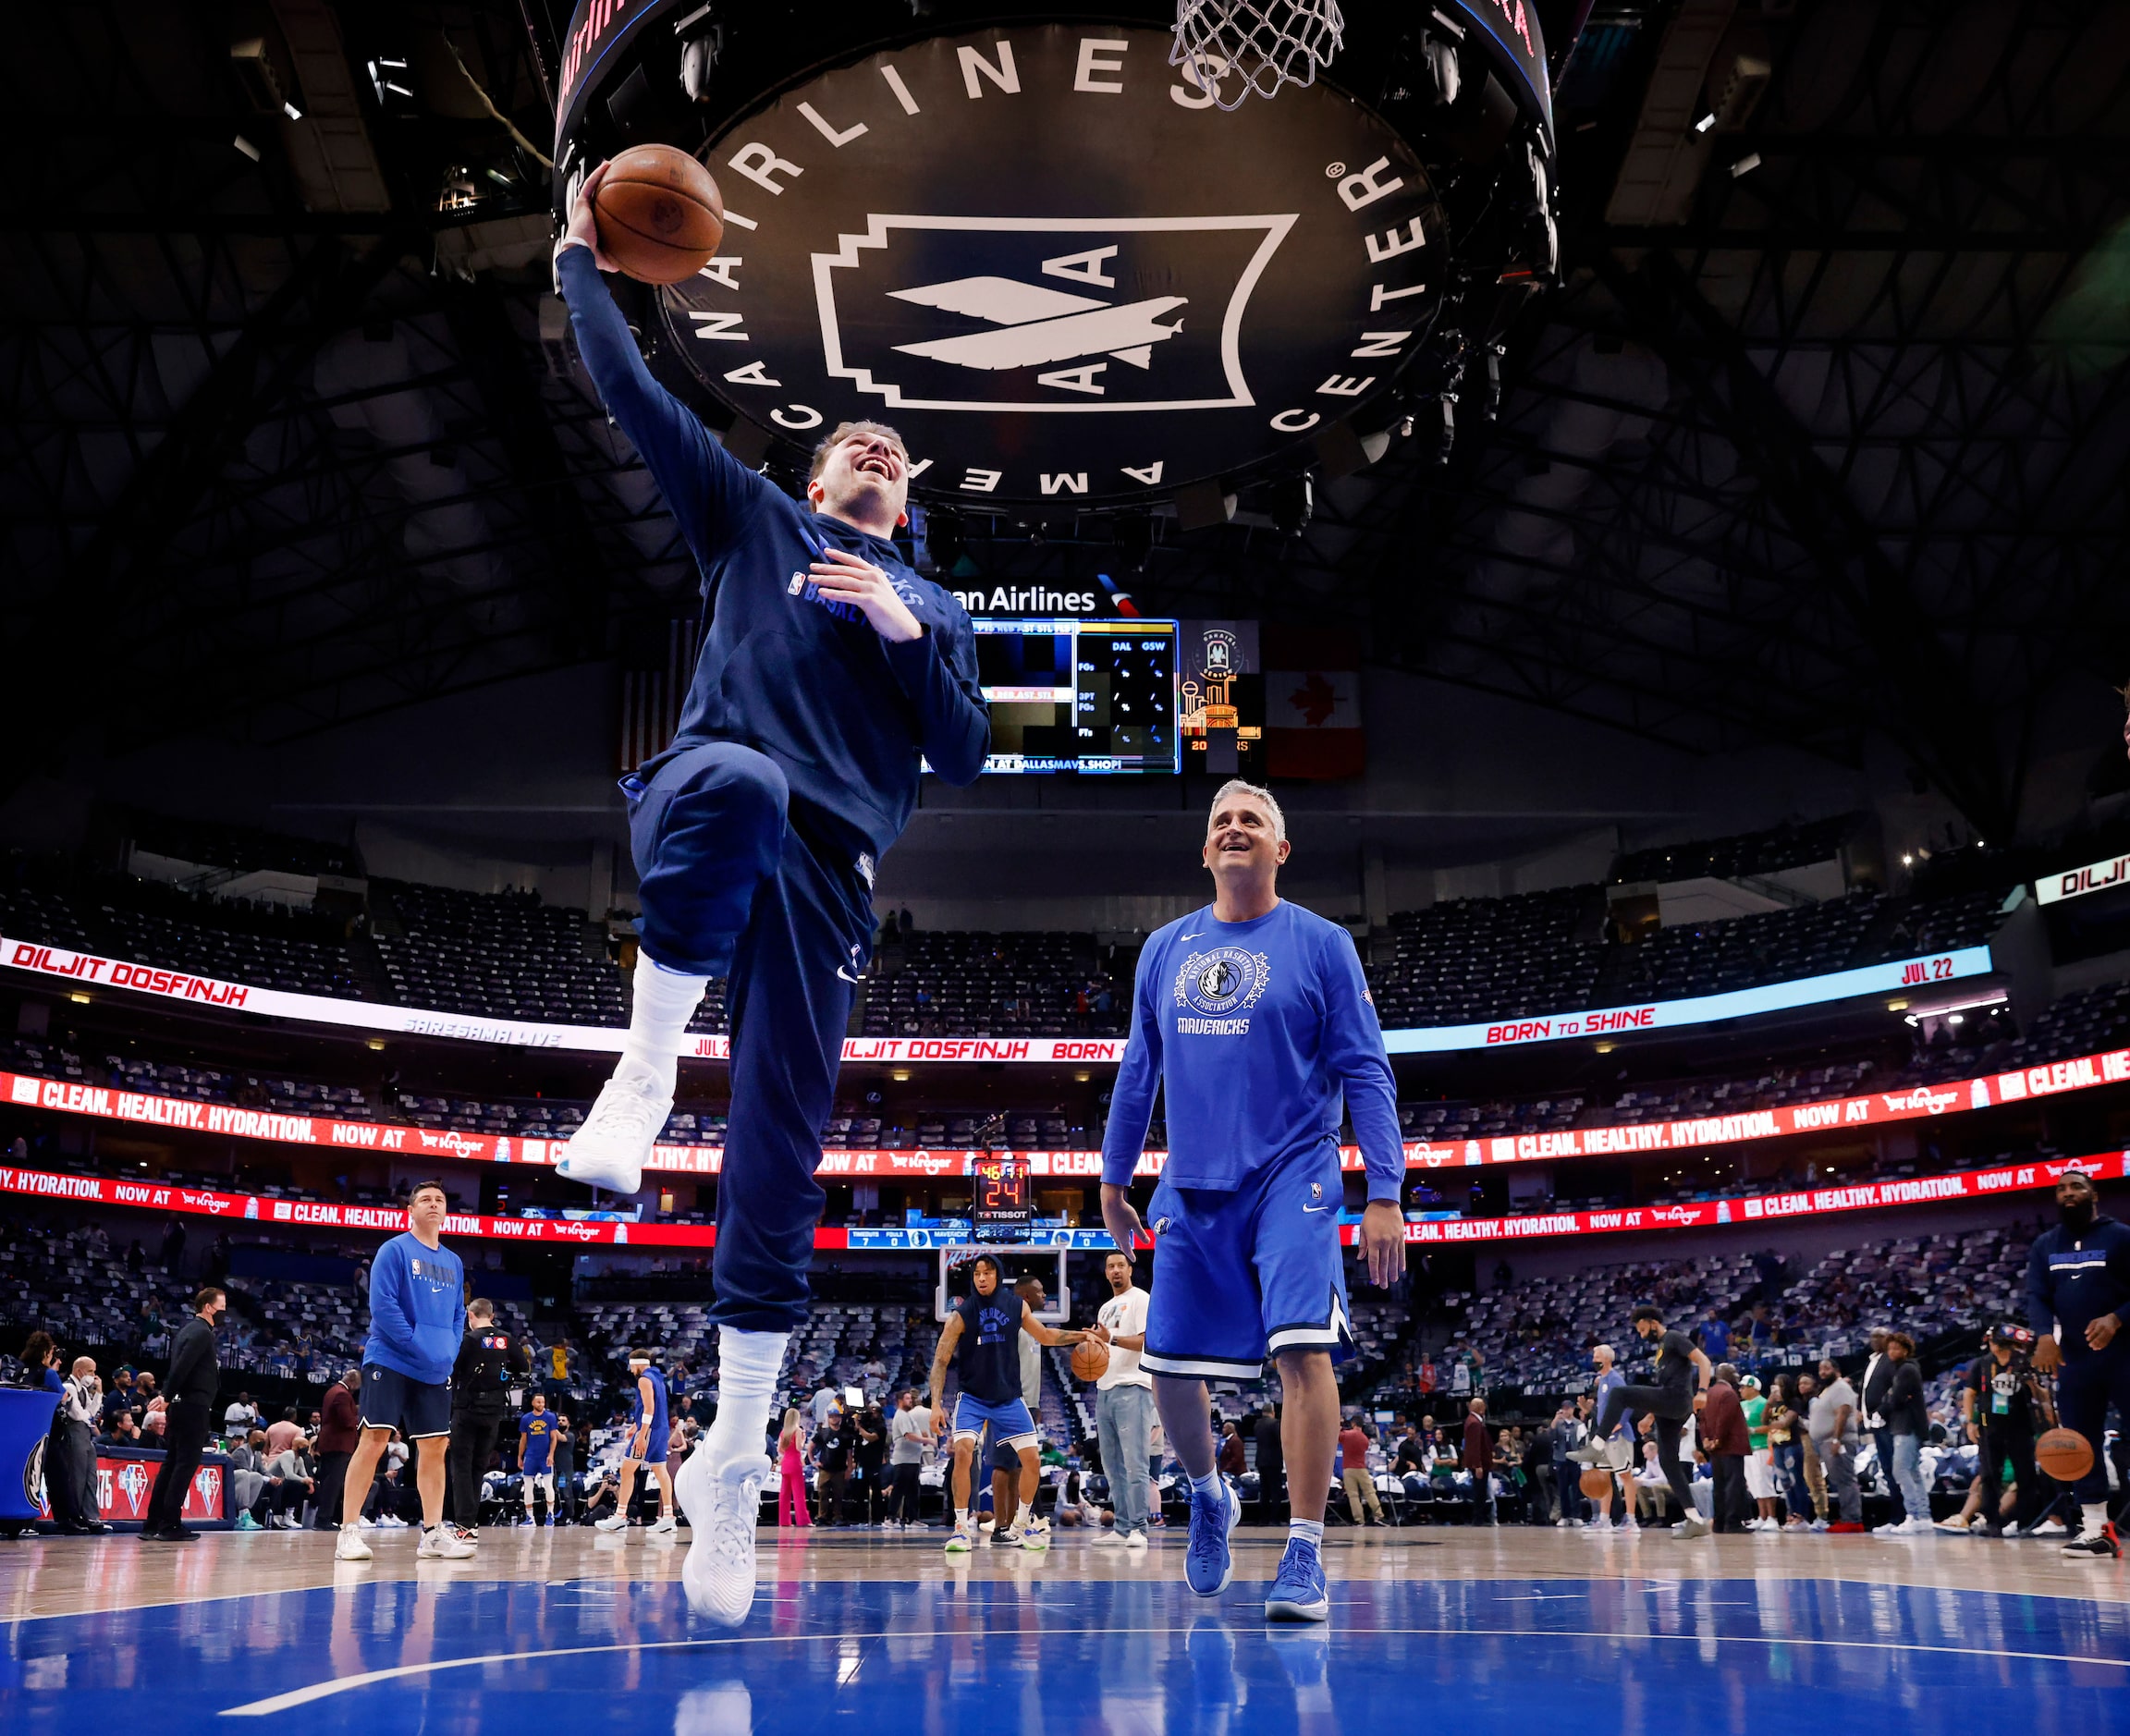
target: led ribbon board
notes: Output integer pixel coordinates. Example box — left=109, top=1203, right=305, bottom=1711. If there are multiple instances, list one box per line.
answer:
left=5, top=1149, right=2117, bottom=1253
left=1381, top=946, right=1998, bottom=1053
left=5, top=934, right=1995, bottom=1060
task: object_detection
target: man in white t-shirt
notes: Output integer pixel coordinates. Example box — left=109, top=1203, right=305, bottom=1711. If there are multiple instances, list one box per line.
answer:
left=886, top=1389, right=931, bottom=1531
left=1088, top=1251, right=1155, bottom=1549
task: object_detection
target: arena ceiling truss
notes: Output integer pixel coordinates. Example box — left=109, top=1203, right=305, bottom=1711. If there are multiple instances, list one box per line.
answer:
left=5, top=1, right=2128, bottom=845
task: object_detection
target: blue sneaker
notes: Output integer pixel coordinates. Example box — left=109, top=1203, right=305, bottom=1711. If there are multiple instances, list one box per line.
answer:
left=1266, top=1536, right=1329, bottom=1621
left=1184, top=1477, right=1242, bottom=1596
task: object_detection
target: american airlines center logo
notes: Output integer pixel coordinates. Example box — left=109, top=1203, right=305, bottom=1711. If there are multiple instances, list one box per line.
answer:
left=667, top=25, right=1440, bottom=504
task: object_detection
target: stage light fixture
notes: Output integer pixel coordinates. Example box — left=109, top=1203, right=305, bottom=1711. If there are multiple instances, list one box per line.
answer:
left=1111, top=512, right=1156, bottom=571
left=1694, top=112, right=1716, bottom=133
left=232, top=134, right=261, bottom=161
left=1267, top=473, right=1315, bottom=536
left=924, top=506, right=967, bottom=571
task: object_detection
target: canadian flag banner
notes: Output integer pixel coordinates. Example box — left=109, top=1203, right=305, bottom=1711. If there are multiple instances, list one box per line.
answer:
left=1264, top=628, right=1364, bottom=779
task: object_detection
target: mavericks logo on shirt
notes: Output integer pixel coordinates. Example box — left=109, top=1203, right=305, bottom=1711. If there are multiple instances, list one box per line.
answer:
left=1172, top=946, right=1270, bottom=1035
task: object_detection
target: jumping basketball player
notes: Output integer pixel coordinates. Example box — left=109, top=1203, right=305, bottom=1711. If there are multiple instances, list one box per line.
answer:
left=1099, top=780, right=1406, bottom=1623
left=552, top=170, right=988, bottom=1624
left=927, top=1254, right=1093, bottom=1554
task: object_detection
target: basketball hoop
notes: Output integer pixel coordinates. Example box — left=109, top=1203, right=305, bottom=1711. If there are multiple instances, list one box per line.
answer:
left=1170, top=0, right=1345, bottom=111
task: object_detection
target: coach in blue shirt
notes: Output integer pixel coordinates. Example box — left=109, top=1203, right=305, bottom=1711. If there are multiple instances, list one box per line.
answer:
left=1099, top=779, right=1405, bottom=1623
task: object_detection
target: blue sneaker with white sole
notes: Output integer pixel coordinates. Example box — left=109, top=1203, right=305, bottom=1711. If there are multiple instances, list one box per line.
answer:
left=1184, top=1477, right=1242, bottom=1596
left=1266, top=1535, right=1329, bottom=1621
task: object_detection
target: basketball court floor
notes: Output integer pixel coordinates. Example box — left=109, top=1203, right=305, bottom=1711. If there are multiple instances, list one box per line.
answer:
left=6, top=1527, right=2125, bottom=1731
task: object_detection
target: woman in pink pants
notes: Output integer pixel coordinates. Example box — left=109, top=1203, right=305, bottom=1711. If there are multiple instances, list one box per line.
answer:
left=777, top=1408, right=811, bottom=1527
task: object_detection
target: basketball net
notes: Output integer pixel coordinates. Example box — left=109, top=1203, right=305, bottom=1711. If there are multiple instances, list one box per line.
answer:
left=1170, top=0, right=1345, bottom=111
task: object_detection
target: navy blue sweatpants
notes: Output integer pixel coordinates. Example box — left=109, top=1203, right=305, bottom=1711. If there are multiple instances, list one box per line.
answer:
left=2054, top=1346, right=2130, bottom=1504
left=624, top=740, right=874, bottom=1332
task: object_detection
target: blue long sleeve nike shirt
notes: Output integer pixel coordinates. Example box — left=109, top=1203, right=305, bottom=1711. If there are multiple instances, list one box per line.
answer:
left=2026, top=1213, right=2130, bottom=1356
left=557, top=245, right=989, bottom=856
left=1098, top=899, right=1406, bottom=1202
left=363, top=1231, right=465, bottom=1388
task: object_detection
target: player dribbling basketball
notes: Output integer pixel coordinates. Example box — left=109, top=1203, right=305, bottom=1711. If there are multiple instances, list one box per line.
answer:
left=1099, top=781, right=1406, bottom=1622
left=928, top=1254, right=1092, bottom=1553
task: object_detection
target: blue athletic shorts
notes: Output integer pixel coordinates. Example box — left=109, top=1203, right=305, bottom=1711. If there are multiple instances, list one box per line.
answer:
left=360, top=1363, right=452, bottom=1440
left=1142, top=1142, right=1353, bottom=1380
left=952, top=1392, right=1037, bottom=1452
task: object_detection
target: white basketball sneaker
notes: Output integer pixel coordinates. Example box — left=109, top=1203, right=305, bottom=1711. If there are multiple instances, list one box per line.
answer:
left=417, top=1524, right=476, bottom=1559
left=677, top=1449, right=766, bottom=1627
left=334, top=1526, right=373, bottom=1561
left=557, top=1067, right=671, bottom=1194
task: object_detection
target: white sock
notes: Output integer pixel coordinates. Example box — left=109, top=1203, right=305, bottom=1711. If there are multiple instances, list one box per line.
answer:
left=1289, top=1518, right=1325, bottom=1547
left=2081, top=1500, right=2110, bottom=1537
left=705, top=1326, right=788, bottom=1466
left=619, top=951, right=708, bottom=1095
left=1190, top=1470, right=1223, bottom=1501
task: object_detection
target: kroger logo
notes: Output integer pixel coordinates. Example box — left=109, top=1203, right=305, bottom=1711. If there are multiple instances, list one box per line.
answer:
left=1882, top=1086, right=1961, bottom=1116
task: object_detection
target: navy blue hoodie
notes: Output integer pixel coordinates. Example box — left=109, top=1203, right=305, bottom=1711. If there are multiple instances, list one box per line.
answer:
left=2025, top=1213, right=2130, bottom=1357
left=557, top=245, right=988, bottom=858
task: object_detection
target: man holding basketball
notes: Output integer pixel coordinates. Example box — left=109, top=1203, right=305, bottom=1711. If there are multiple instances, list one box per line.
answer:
left=1099, top=780, right=1406, bottom=1623
left=553, top=165, right=988, bottom=1625
left=2026, top=1168, right=2130, bottom=1558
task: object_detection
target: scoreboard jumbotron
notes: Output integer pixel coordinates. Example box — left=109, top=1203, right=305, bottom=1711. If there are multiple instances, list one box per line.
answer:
left=964, top=617, right=1179, bottom=776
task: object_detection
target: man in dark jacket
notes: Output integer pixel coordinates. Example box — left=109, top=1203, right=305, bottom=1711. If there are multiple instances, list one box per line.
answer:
left=1701, top=1365, right=1752, bottom=1533
left=1253, top=1404, right=1285, bottom=1520
left=447, top=1300, right=530, bottom=1539
left=2027, top=1168, right=2130, bottom=1557
left=1859, top=1327, right=1903, bottom=1526
left=312, top=1369, right=362, bottom=1531
left=141, top=1287, right=223, bottom=1542
left=1463, top=1399, right=1495, bottom=1526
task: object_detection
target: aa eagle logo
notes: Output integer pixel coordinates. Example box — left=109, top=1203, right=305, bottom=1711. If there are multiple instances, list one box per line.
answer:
left=1174, top=946, right=1270, bottom=1018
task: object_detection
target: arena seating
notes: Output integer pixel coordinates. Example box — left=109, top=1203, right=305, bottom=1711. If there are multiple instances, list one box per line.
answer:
left=374, top=881, right=639, bottom=1028
left=121, top=812, right=363, bottom=881
left=1370, top=887, right=1602, bottom=1027
left=1394, top=1219, right=2040, bottom=1400
left=1610, top=816, right=1857, bottom=886
left=0, top=841, right=2031, bottom=1038
left=862, top=929, right=1129, bottom=1038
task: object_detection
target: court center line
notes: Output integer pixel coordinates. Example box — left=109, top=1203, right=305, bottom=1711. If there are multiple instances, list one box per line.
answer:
left=215, top=1620, right=2130, bottom=1716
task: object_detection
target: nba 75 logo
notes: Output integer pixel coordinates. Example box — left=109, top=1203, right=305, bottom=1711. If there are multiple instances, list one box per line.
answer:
left=667, top=24, right=1440, bottom=504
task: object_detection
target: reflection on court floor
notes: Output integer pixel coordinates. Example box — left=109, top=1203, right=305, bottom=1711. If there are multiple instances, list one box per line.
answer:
left=5, top=1571, right=2127, bottom=1734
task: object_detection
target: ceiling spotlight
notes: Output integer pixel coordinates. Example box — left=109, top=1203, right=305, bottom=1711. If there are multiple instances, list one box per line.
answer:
left=1267, top=473, right=1315, bottom=536
left=1694, top=112, right=1717, bottom=133
left=232, top=133, right=261, bottom=161
left=1901, top=852, right=1915, bottom=866
left=924, top=505, right=966, bottom=572
left=1729, top=152, right=1762, bottom=177
left=1111, top=511, right=1156, bottom=572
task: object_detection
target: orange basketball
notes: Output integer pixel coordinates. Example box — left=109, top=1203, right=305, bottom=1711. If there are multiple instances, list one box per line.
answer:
left=1071, top=1339, right=1109, bottom=1383
left=2037, top=1425, right=2095, bottom=1484
left=1579, top=1467, right=1615, bottom=1501
left=592, top=144, right=724, bottom=285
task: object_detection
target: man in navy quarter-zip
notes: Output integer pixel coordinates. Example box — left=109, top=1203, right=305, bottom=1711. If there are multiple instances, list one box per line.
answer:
left=550, top=163, right=988, bottom=1628
left=2027, top=1167, right=2130, bottom=1558
left=1097, top=779, right=1407, bottom=1626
